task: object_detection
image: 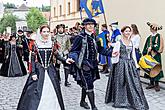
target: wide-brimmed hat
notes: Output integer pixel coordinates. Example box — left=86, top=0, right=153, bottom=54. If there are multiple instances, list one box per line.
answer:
left=147, top=22, right=163, bottom=31
left=82, top=18, right=97, bottom=26
left=17, top=29, right=24, bottom=33
left=109, top=21, right=118, bottom=26
left=26, top=29, right=33, bottom=34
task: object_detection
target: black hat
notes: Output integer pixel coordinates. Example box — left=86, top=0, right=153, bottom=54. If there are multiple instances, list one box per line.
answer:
left=9, top=33, right=16, bottom=40
left=26, top=31, right=33, bottom=34
left=65, top=26, right=69, bottom=29
left=26, top=29, right=33, bottom=33
left=82, top=18, right=97, bottom=26
left=17, top=29, right=23, bottom=33
left=109, top=21, right=118, bottom=26
left=102, top=24, right=107, bottom=28
left=147, top=22, right=163, bottom=31
left=56, top=24, right=65, bottom=29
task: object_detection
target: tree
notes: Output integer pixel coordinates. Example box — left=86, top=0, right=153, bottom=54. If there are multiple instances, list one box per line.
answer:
left=26, top=8, right=47, bottom=32
left=4, top=2, right=17, bottom=9
left=0, top=13, right=17, bottom=33
left=41, top=5, right=51, bottom=12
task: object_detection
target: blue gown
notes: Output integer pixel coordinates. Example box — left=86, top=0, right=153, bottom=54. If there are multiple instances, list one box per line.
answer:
left=0, top=43, right=27, bottom=77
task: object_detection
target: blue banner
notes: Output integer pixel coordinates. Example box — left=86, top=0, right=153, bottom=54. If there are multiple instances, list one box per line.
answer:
left=80, top=0, right=105, bottom=18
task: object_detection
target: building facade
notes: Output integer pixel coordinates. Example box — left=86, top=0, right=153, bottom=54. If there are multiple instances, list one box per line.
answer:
left=13, top=4, right=29, bottom=31
left=50, top=0, right=165, bottom=81
left=50, top=0, right=99, bottom=30
left=42, top=12, right=51, bottom=25
left=50, top=0, right=80, bottom=29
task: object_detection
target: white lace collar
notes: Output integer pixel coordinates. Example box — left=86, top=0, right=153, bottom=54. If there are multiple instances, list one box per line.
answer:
left=85, top=30, right=93, bottom=36
left=35, top=35, right=52, bottom=48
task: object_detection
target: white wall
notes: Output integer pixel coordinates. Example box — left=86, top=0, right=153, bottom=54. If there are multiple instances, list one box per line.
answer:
left=13, top=11, right=28, bottom=20
left=100, top=0, right=165, bottom=81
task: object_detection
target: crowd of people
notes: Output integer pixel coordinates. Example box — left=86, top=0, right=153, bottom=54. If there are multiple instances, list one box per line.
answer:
left=0, top=18, right=164, bottom=110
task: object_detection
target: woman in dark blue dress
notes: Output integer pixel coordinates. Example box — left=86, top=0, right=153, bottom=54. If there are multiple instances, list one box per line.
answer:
left=17, top=25, right=74, bottom=110
left=0, top=34, right=27, bottom=77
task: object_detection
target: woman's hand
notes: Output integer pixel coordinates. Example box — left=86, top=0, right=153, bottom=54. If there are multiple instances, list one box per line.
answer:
left=148, top=46, right=152, bottom=53
left=66, top=58, right=75, bottom=64
left=112, top=51, right=120, bottom=57
left=107, top=42, right=112, bottom=48
left=32, top=75, right=38, bottom=81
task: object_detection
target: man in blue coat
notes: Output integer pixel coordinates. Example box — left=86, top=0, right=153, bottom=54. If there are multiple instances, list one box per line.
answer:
left=69, top=18, right=112, bottom=110
left=97, top=24, right=110, bottom=73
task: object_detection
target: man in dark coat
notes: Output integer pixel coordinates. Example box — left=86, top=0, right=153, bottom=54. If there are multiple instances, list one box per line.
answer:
left=17, top=29, right=29, bottom=61
left=0, top=34, right=4, bottom=63
left=17, top=30, right=29, bottom=70
left=69, top=18, right=112, bottom=110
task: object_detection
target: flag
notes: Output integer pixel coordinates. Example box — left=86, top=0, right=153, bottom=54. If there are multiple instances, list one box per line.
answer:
left=110, top=29, right=121, bottom=43
left=80, top=0, right=105, bottom=19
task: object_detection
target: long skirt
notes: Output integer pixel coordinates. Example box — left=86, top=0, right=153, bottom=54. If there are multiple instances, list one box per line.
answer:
left=17, top=63, right=65, bottom=110
left=105, top=59, right=149, bottom=110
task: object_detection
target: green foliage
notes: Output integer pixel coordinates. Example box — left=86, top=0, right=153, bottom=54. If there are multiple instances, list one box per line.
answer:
left=3, top=2, right=17, bottom=9
left=41, top=5, right=51, bottom=12
left=0, top=13, right=17, bottom=33
left=26, top=8, right=47, bottom=32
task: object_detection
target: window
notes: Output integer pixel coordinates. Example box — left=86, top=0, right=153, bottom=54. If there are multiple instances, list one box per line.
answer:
left=68, top=2, right=71, bottom=14
left=59, top=5, right=62, bottom=16
left=77, top=0, right=80, bottom=11
left=54, top=7, right=56, bottom=17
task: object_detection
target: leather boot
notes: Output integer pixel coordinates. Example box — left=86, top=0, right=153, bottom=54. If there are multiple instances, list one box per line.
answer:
left=87, top=91, right=98, bottom=110
left=92, top=107, right=98, bottom=110
left=80, top=88, right=90, bottom=109
left=64, top=68, right=71, bottom=87
left=155, top=81, right=160, bottom=92
left=146, top=85, right=155, bottom=89
left=146, top=80, right=155, bottom=89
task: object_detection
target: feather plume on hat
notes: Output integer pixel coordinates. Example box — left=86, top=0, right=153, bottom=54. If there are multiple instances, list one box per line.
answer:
left=147, top=22, right=163, bottom=31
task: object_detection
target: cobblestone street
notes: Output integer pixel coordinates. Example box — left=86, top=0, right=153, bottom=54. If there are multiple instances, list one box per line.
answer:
left=0, top=64, right=165, bottom=110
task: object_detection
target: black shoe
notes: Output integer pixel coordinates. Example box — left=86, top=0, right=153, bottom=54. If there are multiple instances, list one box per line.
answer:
left=64, top=82, right=71, bottom=87
left=155, top=85, right=160, bottom=92
left=92, top=107, right=98, bottom=110
left=105, top=74, right=110, bottom=77
left=101, top=70, right=109, bottom=74
left=80, top=101, right=90, bottom=109
left=146, top=85, right=155, bottom=89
